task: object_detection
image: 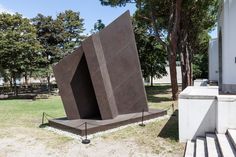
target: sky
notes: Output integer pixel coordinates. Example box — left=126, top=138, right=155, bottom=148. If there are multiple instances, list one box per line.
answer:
left=0, top=0, right=136, bottom=34
left=0, top=0, right=217, bottom=37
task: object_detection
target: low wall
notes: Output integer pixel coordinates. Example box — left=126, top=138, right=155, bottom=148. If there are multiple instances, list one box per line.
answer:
left=179, top=86, right=236, bottom=142
left=179, top=86, right=218, bottom=142
left=217, top=95, right=236, bottom=133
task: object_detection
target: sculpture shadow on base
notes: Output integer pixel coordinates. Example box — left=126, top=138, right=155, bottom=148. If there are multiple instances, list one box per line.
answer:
left=49, top=11, right=167, bottom=135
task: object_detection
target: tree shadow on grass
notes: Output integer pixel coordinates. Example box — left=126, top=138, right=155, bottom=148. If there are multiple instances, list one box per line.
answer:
left=147, top=95, right=173, bottom=103
left=39, top=123, right=49, bottom=128
left=145, top=85, right=173, bottom=103
left=158, top=110, right=179, bottom=141
left=145, top=85, right=171, bottom=95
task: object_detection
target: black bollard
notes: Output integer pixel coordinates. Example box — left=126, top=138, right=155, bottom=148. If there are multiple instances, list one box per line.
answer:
left=139, top=109, right=145, bottom=127
left=82, top=122, right=90, bottom=144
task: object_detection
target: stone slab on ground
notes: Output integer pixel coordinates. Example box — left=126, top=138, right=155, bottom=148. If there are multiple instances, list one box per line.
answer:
left=49, top=109, right=167, bottom=136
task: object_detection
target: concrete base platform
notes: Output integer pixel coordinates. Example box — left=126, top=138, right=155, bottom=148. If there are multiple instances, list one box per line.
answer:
left=48, top=109, right=167, bottom=136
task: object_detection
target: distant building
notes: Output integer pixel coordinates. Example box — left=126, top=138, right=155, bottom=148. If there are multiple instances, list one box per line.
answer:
left=0, top=76, right=56, bottom=86
left=144, top=61, right=182, bottom=85
left=208, top=38, right=219, bottom=83
left=0, top=77, right=3, bottom=86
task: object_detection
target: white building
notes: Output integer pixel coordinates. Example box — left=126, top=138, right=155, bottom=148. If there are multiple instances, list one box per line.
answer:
left=0, top=76, right=56, bottom=86
left=208, top=38, right=219, bottom=83
left=179, top=1, right=236, bottom=155
left=0, top=77, right=3, bottom=86
left=145, top=62, right=182, bottom=85
left=218, top=0, right=236, bottom=94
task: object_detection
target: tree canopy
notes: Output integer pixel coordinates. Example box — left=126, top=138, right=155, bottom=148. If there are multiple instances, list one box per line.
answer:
left=100, top=0, right=219, bottom=99
left=0, top=13, right=42, bottom=95
left=134, top=19, right=167, bottom=86
left=0, top=10, right=85, bottom=94
left=57, top=10, right=85, bottom=56
left=31, top=10, right=85, bottom=92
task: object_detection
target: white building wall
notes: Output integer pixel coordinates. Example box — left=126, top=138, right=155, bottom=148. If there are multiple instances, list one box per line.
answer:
left=178, top=86, right=218, bottom=142
left=220, top=0, right=236, bottom=92
left=208, top=39, right=219, bottom=82
left=217, top=95, right=236, bottom=133
left=154, top=66, right=182, bottom=84
left=179, top=86, right=236, bottom=142
left=145, top=65, right=182, bottom=84
left=0, top=78, right=3, bottom=86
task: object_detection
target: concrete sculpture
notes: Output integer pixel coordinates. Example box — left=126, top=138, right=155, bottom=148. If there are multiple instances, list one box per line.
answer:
left=49, top=11, right=166, bottom=135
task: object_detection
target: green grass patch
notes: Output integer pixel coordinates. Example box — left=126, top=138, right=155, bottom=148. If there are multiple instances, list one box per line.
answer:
left=0, top=96, right=65, bottom=128
left=0, top=85, right=184, bottom=155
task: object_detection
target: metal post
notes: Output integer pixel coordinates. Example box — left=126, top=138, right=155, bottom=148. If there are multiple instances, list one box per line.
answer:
left=139, top=109, right=145, bottom=127
left=172, top=103, right=175, bottom=113
left=42, top=112, right=45, bottom=125
left=82, top=122, right=90, bottom=144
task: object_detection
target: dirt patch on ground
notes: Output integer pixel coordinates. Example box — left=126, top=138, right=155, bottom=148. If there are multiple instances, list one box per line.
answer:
left=0, top=117, right=184, bottom=157
left=0, top=130, right=178, bottom=157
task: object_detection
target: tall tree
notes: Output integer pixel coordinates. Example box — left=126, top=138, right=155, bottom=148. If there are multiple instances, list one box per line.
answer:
left=57, top=10, right=85, bottom=56
left=192, top=32, right=211, bottom=80
left=179, top=0, right=218, bottom=89
left=0, top=13, right=42, bottom=95
left=134, top=20, right=167, bottom=86
left=100, top=0, right=219, bottom=98
left=32, top=14, right=64, bottom=92
left=100, top=0, right=182, bottom=100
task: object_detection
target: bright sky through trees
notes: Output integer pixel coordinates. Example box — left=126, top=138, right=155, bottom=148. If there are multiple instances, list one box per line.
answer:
left=0, top=1, right=217, bottom=37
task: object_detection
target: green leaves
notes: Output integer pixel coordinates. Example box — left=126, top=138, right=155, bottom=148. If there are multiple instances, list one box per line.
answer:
left=31, top=10, right=85, bottom=78
left=57, top=10, right=85, bottom=56
left=100, top=0, right=136, bottom=7
left=94, top=19, right=105, bottom=32
left=0, top=13, right=42, bottom=75
left=0, top=10, right=85, bottom=90
left=134, top=20, right=167, bottom=79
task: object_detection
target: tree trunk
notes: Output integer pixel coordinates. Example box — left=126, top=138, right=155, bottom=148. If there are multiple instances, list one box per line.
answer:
left=180, top=50, right=187, bottom=90
left=180, top=43, right=192, bottom=90
left=168, top=47, right=178, bottom=100
left=168, top=0, right=183, bottom=100
left=47, top=75, right=51, bottom=93
left=190, top=61, right=193, bottom=85
left=189, top=48, right=193, bottom=85
left=12, top=74, right=18, bottom=96
left=25, top=72, right=28, bottom=89
left=151, top=76, right=153, bottom=87
left=148, top=0, right=182, bottom=100
left=186, top=46, right=191, bottom=86
left=9, top=77, right=13, bottom=92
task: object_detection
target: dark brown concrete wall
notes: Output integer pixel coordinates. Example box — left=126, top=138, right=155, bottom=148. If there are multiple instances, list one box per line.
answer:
left=71, top=54, right=101, bottom=119
left=82, top=35, right=118, bottom=119
left=97, top=11, right=148, bottom=114
left=53, top=10, right=148, bottom=120
left=53, top=48, right=84, bottom=119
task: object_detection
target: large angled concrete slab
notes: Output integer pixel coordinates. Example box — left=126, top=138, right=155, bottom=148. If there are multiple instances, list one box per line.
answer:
left=51, top=11, right=166, bottom=134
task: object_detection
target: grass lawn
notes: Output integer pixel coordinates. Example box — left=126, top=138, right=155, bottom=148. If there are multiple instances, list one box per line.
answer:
left=0, top=84, right=184, bottom=156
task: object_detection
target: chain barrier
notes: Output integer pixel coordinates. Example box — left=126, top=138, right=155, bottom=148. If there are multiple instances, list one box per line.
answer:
left=41, top=103, right=175, bottom=144
left=41, top=112, right=90, bottom=144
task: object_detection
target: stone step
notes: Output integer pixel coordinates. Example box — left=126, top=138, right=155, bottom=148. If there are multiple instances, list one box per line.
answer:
left=206, top=134, right=222, bottom=157
left=196, top=137, right=207, bottom=157
left=228, top=129, right=236, bottom=150
left=217, top=134, right=236, bottom=157
left=184, top=141, right=195, bottom=157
